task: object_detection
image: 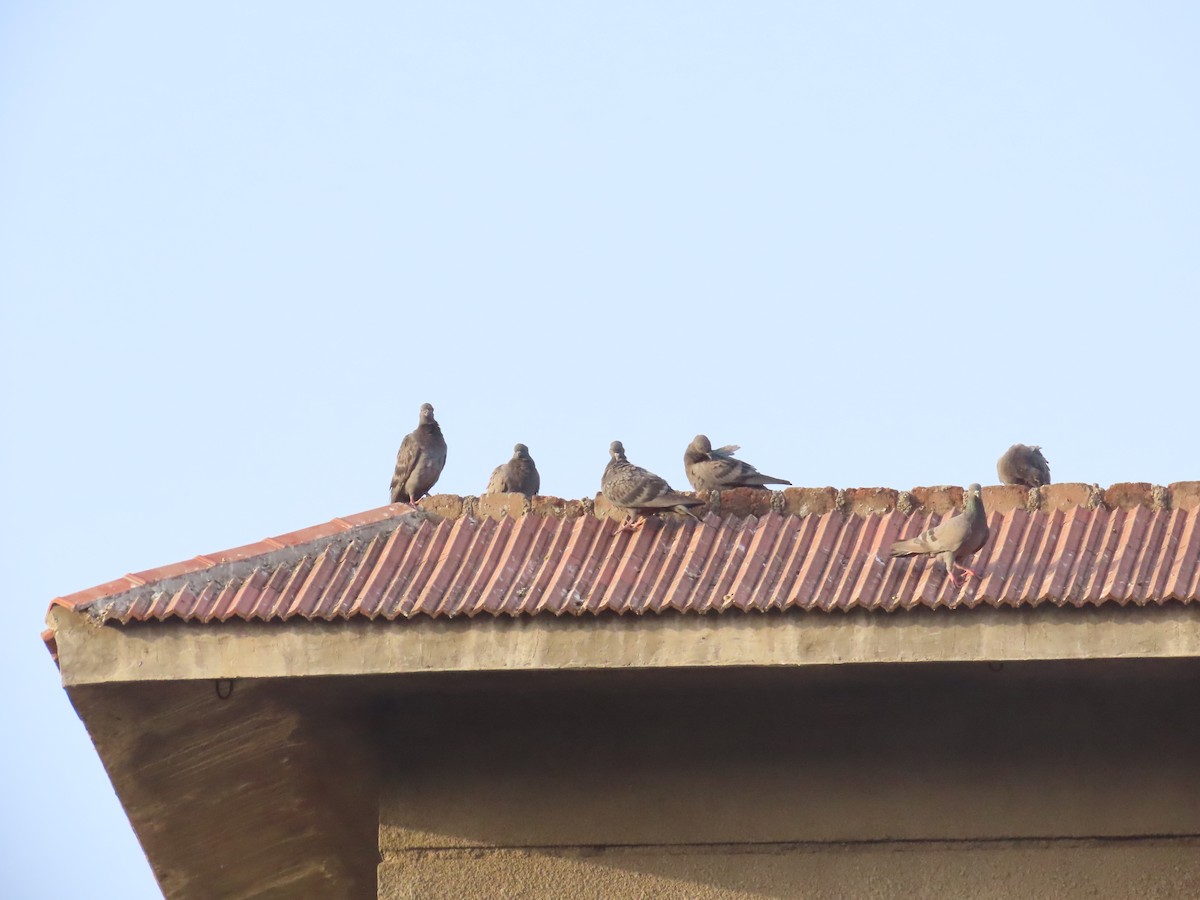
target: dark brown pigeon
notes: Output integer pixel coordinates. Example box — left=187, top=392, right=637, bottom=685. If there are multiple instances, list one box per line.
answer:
left=486, top=443, right=540, bottom=497
left=390, top=402, right=447, bottom=505
left=684, top=434, right=791, bottom=492
left=889, top=483, right=989, bottom=586
left=997, top=444, right=1051, bottom=487
left=602, top=440, right=704, bottom=532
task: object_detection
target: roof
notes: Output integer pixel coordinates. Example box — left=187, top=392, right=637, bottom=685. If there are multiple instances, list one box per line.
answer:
left=47, top=481, right=1200, bottom=631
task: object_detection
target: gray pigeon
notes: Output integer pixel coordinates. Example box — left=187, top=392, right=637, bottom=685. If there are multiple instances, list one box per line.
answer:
left=486, top=443, right=540, bottom=497
left=997, top=444, right=1051, bottom=487
left=602, top=440, right=705, bottom=532
left=390, top=402, right=447, bottom=504
left=684, top=434, right=791, bottom=492
left=888, top=483, right=989, bottom=586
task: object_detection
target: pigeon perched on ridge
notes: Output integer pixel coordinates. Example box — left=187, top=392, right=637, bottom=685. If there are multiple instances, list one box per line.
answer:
left=486, top=443, right=540, bottom=497
left=390, top=402, right=447, bottom=505
left=888, top=483, right=989, bottom=586
left=684, top=434, right=792, bottom=492
left=997, top=444, right=1051, bottom=487
left=602, top=440, right=705, bottom=532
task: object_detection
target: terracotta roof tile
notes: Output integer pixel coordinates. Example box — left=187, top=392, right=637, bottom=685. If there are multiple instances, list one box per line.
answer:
left=47, top=484, right=1200, bottom=627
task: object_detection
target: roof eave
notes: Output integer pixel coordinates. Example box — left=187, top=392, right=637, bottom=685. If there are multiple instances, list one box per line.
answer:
left=48, top=603, right=1200, bottom=690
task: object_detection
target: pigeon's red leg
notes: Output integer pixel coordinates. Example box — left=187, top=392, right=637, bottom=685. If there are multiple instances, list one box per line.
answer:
left=959, top=565, right=982, bottom=580
left=616, top=514, right=644, bottom=534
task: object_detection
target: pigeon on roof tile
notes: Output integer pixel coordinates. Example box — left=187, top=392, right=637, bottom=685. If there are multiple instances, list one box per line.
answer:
left=390, top=402, right=447, bottom=505
left=602, top=440, right=705, bottom=532
left=486, top=443, right=540, bottom=497
left=888, top=483, right=989, bottom=586
left=997, top=444, right=1051, bottom=487
left=684, top=434, right=792, bottom=492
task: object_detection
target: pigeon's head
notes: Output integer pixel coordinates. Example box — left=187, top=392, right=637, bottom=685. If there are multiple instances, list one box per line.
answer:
left=967, top=483, right=982, bottom=495
left=513, top=443, right=530, bottom=458
left=690, top=435, right=713, bottom=454
left=964, top=483, right=983, bottom=508
left=609, top=440, right=626, bottom=461
left=418, top=403, right=436, bottom=424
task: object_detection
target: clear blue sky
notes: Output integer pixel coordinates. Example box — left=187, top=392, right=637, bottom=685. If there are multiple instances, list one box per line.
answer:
left=2, top=3, right=1197, bottom=896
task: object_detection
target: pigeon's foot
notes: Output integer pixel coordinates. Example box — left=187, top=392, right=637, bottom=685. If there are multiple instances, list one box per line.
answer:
left=615, top=515, right=644, bottom=534
left=958, top=565, right=982, bottom=581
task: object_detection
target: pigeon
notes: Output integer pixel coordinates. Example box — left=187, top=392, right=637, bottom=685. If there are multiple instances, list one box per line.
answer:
left=888, top=483, right=989, bottom=586
left=602, top=440, right=705, bottom=532
left=390, top=402, right=447, bottom=505
left=486, top=443, right=540, bottom=497
left=684, top=434, right=792, bottom=492
left=997, top=444, right=1051, bottom=487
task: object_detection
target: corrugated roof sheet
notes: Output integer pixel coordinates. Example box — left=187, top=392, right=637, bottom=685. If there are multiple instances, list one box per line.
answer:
left=48, top=482, right=1200, bottom=625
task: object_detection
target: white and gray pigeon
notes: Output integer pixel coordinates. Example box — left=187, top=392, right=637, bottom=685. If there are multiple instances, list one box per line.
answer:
left=602, top=440, right=704, bottom=532
left=888, top=483, right=989, bottom=586
left=997, top=444, right=1051, bottom=487
left=486, top=443, right=540, bottom=497
left=684, top=434, right=791, bottom=492
left=390, top=402, right=447, bottom=505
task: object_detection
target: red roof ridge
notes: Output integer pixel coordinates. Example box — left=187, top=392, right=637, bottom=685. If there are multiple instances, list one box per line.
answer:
left=46, top=482, right=1200, bottom=624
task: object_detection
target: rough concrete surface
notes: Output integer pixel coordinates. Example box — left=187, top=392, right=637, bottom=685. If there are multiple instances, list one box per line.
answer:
left=379, top=838, right=1200, bottom=900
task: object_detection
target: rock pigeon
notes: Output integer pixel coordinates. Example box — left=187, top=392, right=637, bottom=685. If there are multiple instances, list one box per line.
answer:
left=684, top=434, right=791, bottom=492
left=390, top=402, right=447, bottom=505
left=602, top=440, right=704, bottom=532
left=888, top=483, right=989, bottom=586
left=997, top=444, right=1051, bottom=487
left=486, top=443, right=540, bottom=497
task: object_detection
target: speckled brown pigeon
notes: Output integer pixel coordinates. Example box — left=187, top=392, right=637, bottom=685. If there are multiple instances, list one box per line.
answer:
left=997, top=444, right=1051, bottom=487
left=684, top=434, right=791, bottom=492
left=390, top=402, right=447, bottom=505
left=888, top=483, right=989, bottom=586
left=486, top=443, right=540, bottom=497
left=602, top=440, right=704, bottom=532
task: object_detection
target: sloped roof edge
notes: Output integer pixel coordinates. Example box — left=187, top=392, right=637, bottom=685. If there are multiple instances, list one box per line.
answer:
left=44, top=482, right=1200, bottom=637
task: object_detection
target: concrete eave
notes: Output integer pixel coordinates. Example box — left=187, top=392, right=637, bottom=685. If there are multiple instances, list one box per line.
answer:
left=48, top=604, right=1200, bottom=688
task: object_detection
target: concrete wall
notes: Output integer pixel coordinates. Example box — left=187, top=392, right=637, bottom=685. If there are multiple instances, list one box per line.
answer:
left=378, top=660, right=1200, bottom=898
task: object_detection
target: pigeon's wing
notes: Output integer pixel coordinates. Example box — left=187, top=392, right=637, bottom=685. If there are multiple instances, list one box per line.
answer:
left=707, top=456, right=755, bottom=488
left=889, top=511, right=971, bottom=557
left=1030, top=447, right=1051, bottom=485
left=710, top=444, right=741, bottom=459
left=697, top=456, right=791, bottom=490
left=522, top=460, right=541, bottom=496
left=605, top=462, right=674, bottom=508
left=486, top=463, right=509, bottom=494
left=390, top=432, right=421, bottom=502
left=606, top=460, right=697, bottom=509
left=409, top=428, right=448, bottom=499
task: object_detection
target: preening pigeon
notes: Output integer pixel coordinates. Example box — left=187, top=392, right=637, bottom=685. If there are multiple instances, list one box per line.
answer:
left=888, top=483, right=989, bottom=586
left=997, top=444, right=1051, bottom=487
left=486, top=443, right=540, bottom=497
left=602, top=440, right=704, bottom=532
left=390, top=402, right=447, bottom=505
left=684, top=434, right=791, bottom=492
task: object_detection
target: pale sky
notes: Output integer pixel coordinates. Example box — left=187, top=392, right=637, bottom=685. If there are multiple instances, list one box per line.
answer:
left=2, top=3, right=1198, bottom=896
